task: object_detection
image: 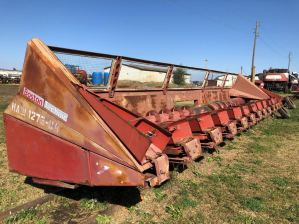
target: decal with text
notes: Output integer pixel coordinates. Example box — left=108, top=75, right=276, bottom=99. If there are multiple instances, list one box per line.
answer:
left=23, top=87, right=68, bottom=122
left=44, top=101, right=68, bottom=122
left=23, top=87, right=44, bottom=106
left=11, top=102, right=59, bottom=133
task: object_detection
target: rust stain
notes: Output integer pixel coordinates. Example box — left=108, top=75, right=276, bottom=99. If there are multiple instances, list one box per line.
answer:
left=150, top=95, right=157, bottom=110
left=160, top=99, right=167, bottom=110
left=124, top=95, right=147, bottom=114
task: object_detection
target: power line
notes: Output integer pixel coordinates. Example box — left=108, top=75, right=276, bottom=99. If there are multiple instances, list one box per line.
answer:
left=258, top=36, right=285, bottom=58
left=169, top=0, right=251, bottom=34
left=210, top=0, right=291, bottom=56
left=260, top=26, right=289, bottom=53
left=212, top=0, right=254, bottom=23
left=291, top=61, right=299, bottom=70
left=168, top=0, right=294, bottom=71
left=209, top=0, right=293, bottom=62
left=291, top=57, right=299, bottom=66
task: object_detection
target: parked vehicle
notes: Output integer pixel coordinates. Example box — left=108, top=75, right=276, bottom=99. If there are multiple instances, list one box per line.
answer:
left=257, top=68, right=298, bottom=93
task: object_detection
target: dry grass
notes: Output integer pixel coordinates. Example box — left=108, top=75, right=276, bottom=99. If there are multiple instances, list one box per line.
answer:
left=0, top=84, right=19, bottom=96
left=114, top=80, right=196, bottom=89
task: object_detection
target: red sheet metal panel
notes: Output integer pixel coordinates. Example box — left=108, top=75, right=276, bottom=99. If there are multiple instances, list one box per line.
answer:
left=14, top=38, right=141, bottom=169
left=4, top=94, right=133, bottom=169
left=4, top=114, right=91, bottom=185
left=162, top=119, right=193, bottom=144
left=188, top=113, right=215, bottom=132
left=230, top=73, right=270, bottom=100
left=211, top=109, right=230, bottom=125
left=255, top=101, right=263, bottom=110
left=89, top=152, right=144, bottom=186
left=131, top=120, right=171, bottom=151
left=227, top=107, right=242, bottom=119
left=258, top=87, right=283, bottom=102
left=247, top=103, right=258, bottom=112
left=99, top=98, right=171, bottom=151
left=78, top=88, right=151, bottom=163
left=241, top=105, right=250, bottom=116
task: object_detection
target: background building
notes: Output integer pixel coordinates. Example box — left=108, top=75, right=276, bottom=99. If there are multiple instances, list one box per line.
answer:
left=0, top=69, right=22, bottom=78
left=215, top=74, right=250, bottom=86
left=104, top=64, right=191, bottom=84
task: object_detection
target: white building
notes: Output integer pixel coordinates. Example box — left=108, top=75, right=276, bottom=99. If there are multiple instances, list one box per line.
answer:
left=104, top=64, right=191, bottom=84
left=0, top=69, right=22, bottom=78
left=215, top=74, right=250, bottom=86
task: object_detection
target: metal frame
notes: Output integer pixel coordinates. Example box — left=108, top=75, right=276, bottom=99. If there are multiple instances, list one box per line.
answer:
left=49, top=45, right=237, bottom=93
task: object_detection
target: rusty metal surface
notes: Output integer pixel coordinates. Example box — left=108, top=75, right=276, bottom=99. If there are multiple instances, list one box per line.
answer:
left=163, top=65, right=174, bottom=95
left=109, top=56, right=122, bottom=98
left=211, top=109, right=230, bottom=125
left=89, top=152, right=145, bottom=186
left=227, top=122, right=238, bottom=137
left=9, top=39, right=141, bottom=169
left=48, top=40, right=233, bottom=116
left=230, top=73, right=270, bottom=99
left=188, top=112, right=215, bottom=132
left=5, top=95, right=133, bottom=168
left=4, top=114, right=91, bottom=185
left=32, top=178, right=78, bottom=189
left=181, top=138, right=202, bottom=161
left=227, top=107, right=242, bottom=119
left=145, top=144, right=170, bottom=186
left=162, top=119, right=193, bottom=145
left=208, top=127, right=223, bottom=146
left=3, top=38, right=172, bottom=187
left=95, top=89, right=231, bottom=117
left=240, top=117, right=249, bottom=130
left=78, top=87, right=152, bottom=163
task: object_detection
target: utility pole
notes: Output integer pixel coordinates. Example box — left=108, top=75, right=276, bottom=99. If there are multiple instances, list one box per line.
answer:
left=288, top=52, right=292, bottom=72
left=251, top=20, right=260, bottom=83
left=241, top=66, right=243, bottom=74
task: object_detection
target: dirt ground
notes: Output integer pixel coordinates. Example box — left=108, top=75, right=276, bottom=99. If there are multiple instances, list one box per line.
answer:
left=0, top=85, right=19, bottom=97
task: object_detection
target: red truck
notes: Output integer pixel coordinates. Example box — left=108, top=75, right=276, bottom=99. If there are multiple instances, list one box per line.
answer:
left=257, top=69, right=298, bottom=93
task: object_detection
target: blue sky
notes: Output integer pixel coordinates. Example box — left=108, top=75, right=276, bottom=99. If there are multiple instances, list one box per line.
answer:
left=1, top=0, right=299, bottom=77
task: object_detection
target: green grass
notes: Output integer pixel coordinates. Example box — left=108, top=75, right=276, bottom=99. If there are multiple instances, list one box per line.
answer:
left=173, top=100, right=194, bottom=108
left=96, top=214, right=112, bottom=224
left=241, top=196, right=265, bottom=212
left=272, top=177, right=289, bottom=186
left=166, top=188, right=198, bottom=219
left=5, top=207, right=37, bottom=223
